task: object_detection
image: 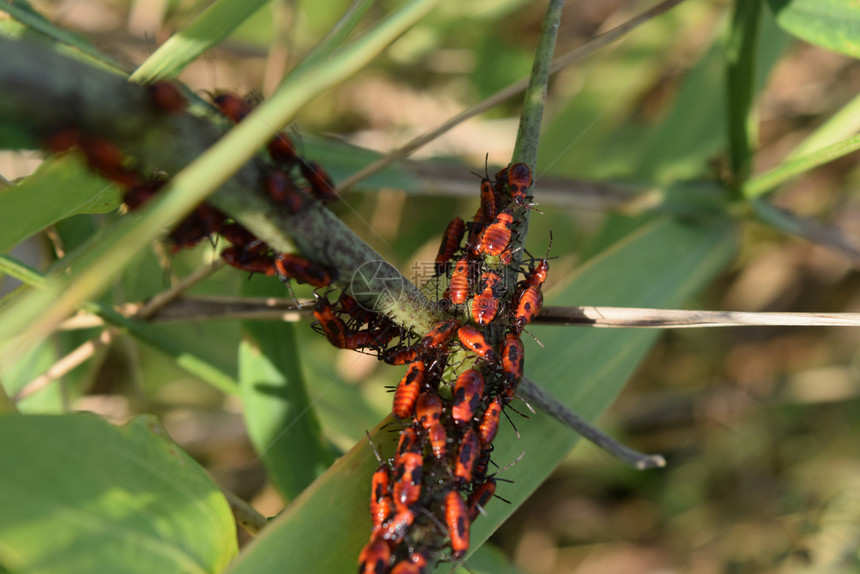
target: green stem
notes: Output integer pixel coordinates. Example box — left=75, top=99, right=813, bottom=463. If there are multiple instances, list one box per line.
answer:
left=725, top=0, right=761, bottom=192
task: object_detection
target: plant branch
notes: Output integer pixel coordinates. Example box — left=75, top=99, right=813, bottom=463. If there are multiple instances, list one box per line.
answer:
left=0, top=19, right=446, bottom=355
left=535, top=306, right=860, bottom=328
left=220, top=488, right=269, bottom=536
left=518, top=377, right=666, bottom=470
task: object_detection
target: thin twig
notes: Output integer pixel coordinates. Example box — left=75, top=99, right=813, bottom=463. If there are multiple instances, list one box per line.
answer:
left=518, top=377, right=666, bottom=470
left=536, top=306, right=860, bottom=328
left=134, top=260, right=226, bottom=320
left=17, top=262, right=229, bottom=400
left=220, top=488, right=269, bottom=536
left=337, top=0, right=689, bottom=192
left=14, top=329, right=115, bottom=401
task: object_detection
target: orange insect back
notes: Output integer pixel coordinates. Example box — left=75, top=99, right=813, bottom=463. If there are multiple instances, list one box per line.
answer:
left=358, top=539, right=391, bottom=574
left=370, top=465, right=392, bottom=529
left=313, top=295, right=350, bottom=349
left=471, top=285, right=499, bottom=326
left=455, top=428, right=480, bottom=484
left=427, top=422, right=448, bottom=460
left=478, top=207, right=515, bottom=257
left=444, top=490, right=471, bottom=559
left=478, top=396, right=503, bottom=446
left=457, top=325, right=495, bottom=362
left=419, top=319, right=460, bottom=350
left=451, top=369, right=484, bottom=426
left=382, top=346, right=419, bottom=366
left=514, top=283, right=543, bottom=333
left=435, top=217, right=466, bottom=274
left=378, top=508, right=415, bottom=544
left=390, top=561, right=422, bottom=574
left=500, top=332, right=525, bottom=400
left=444, top=259, right=472, bottom=305
left=393, top=361, right=425, bottom=419
left=415, top=393, right=443, bottom=429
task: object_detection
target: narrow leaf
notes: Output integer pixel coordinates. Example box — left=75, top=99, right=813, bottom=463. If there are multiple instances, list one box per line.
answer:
left=130, top=0, right=272, bottom=82
left=239, top=275, right=335, bottom=500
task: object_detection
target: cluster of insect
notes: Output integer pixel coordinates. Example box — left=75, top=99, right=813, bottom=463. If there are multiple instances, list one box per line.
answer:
left=349, top=163, right=550, bottom=573
left=38, top=80, right=551, bottom=574
left=43, top=82, right=339, bottom=289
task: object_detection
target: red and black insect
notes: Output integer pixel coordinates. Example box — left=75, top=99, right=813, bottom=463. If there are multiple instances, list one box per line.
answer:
left=378, top=508, right=415, bottom=544
left=500, top=332, right=524, bottom=400
left=444, top=259, right=471, bottom=305
left=478, top=396, right=503, bottom=447
left=457, top=325, right=495, bottom=362
left=426, top=422, right=447, bottom=460
left=210, top=91, right=254, bottom=123
left=435, top=217, right=466, bottom=275
left=147, top=81, right=187, bottom=114
left=451, top=369, right=484, bottom=426
left=267, top=132, right=297, bottom=166
left=274, top=253, right=332, bottom=288
left=221, top=243, right=277, bottom=276
left=478, top=206, right=515, bottom=258
left=395, top=427, right=421, bottom=463
left=418, top=319, right=460, bottom=350
left=479, top=177, right=498, bottom=222
left=506, top=162, right=532, bottom=204
left=313, top=295, right=350, bottom=349
left=444, top=491, right=470, bottom=559
left=467, top=478, right=497, bottom=521
left=122, top=178, right=164, bottom=210
left=455, top=428, right=480, bottom=484
left=264, top=169, right=305, bottom=214
left=390, top=561, right=422, bottom=574
left=168, top=204, right=224, bottom=252
left=358, top=539, right=391, bottom=574
left=220, top=221, right=258, bottom=247
left=299, top=160, right=339, bottom=203
left=471, top=271, right=501, bottom=326
left=392, top=451, right=423, bottom=509
left=382, top=346, right=419, bottom=366
left=415, top=393, right=443, bottom=429
left=393, top=361, right=426, bottom=419
left=370, top=465, right=393, bottom=529
left=513, top=283, right=543, bottom=334
left=81, top=136, right=140, bottom=187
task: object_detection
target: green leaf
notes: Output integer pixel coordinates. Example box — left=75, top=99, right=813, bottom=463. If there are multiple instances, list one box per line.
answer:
left=0, top=413, right=237, bottom=573
left=0, top=155, right=121, bottom=254
left=239, top=275, right=335, bottom=500
left=768, top=0, right=860, bottom=59
left=130, top=0, right=273, bottom=82
left=225, top=216, right=738, bottom=574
